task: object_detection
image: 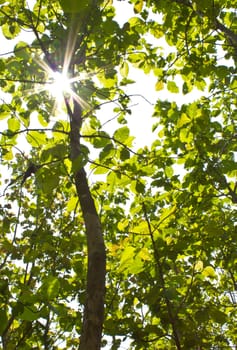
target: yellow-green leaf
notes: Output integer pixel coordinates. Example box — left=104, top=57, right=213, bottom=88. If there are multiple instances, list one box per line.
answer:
left=155, top=80, right=164, bottom=91
left=202, top=266, right=216, bottom=278
left=26, top=131, right=47, bottom=147
left=134, top=0, right=143, bottom=13
left=8, top=117, right=20, bottom=132
left=167, top=80, right=179, bottom=93
left=120, top=246, right=135, bottom=266
left=194, top=260, right=203, bottom=272
left=177, top=113, right=191, bottom=128
left=120, top=61, right=129, bottom=78
left=165, top=166, right=173, bottom=178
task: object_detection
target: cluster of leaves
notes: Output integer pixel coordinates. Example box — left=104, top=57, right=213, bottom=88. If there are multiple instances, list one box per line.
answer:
left=0, top=0, right=237, bottom=349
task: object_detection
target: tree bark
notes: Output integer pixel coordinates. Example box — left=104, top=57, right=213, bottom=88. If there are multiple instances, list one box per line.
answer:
left=66, top=97, right=106, bottom=350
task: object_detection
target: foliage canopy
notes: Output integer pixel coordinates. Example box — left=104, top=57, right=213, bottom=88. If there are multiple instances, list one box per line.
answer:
left=0, top=0, right=237, bottom=349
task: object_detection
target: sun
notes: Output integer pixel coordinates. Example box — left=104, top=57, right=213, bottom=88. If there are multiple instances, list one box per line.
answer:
left=33, top=57, right=90, bottom=114
left=48, top=71, right=72, bottom=101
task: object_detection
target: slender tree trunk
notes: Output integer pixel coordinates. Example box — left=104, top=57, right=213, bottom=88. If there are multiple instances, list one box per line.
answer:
left=66, top=97, right=106, bottom=350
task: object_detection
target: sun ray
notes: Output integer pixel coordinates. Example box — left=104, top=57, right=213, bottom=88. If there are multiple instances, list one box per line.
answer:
left=62, top=20, right=79, bottom=75
left=32, top=18, right=92, bottom=115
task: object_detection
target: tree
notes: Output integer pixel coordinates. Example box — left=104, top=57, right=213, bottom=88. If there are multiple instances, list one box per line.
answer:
left=0, top=0, right=237, bottom=349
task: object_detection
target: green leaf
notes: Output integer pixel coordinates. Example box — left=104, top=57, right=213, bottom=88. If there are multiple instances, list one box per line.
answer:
left=0, top=59, right=5, bottom=72
left=92, top=132, right=111, bottom=149
left=195, top=309, right=210, bottom=322
left=36, top=167, right=60, bottom=193
left=158, top=205, right=176, bottom=225
left=47, top=277, right=60, bottom=300
left=150, top=23, right=164, bottom=39
left=71, top=154, right=87, bottom=173
left=107, top=171, right=117, bottom=192
left=2, top=22, right=21, bottom=39
left=42, top=143, right=67, bottom=162
left=120, top=61, right=129, bottom=78
left=113, top=126, right=129, bottom=143
left=155, top=80, right=164, bottom=91
left=41, top=276, right=60, bottom=301
left=8, top=117, right=20, bottom=132
left=179, top=128, right=193, bottom=143
left=14, top=41, right=30, bottom=59
left=119, top=246, right=135, bottom=270
left=120, top=147, right=130, bottom=160
left=20, top=306, right=41, bottom=321
left=135, top=181, right=145, bottom=194
left=0, top=111, right=9, bottom=120
left=117, top=219, right=129, bottom=231
left=67, top=196, right=78, bottom=212
left=134, top=0, right=143, bottom=13
left=177, top=113, right=191, bottom=128
left=182, top=81, right=192, bottom=94
left=99, top=143, right=115, bottom=162
left=2, top=149, right=13, bottom=160
left=26, top=131, right=47, bottom=147
left=93, top=165, right=110, bottom=175
left=97, top=70, right=117, bottom=88
left=128, top=257, right=144, bottom=274
left=202, top=266, right=216, bottom=278
left=167, top=81, right=179, bottom=93
left=164, top=166, right=173, bottom=178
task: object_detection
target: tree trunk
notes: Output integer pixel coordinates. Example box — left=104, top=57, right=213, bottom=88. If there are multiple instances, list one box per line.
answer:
left=66, top=97, right=106, bottom=350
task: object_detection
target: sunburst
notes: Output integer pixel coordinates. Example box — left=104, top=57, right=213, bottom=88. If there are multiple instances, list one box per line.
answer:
left=34, top=22, right=90, bottom=114
left=34, top=56, right=89, bottom=114
left=48, top=70, right=72, bottom=100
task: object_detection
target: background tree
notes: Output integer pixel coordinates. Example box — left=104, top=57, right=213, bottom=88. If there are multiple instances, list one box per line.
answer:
left=0, top=0, right=237, bottom=349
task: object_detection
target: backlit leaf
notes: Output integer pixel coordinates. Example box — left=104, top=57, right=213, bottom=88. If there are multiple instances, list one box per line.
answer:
left=26, top=131, right=47, bottom=147
left=113, top=126, right=129, bottom=143
left=8, top=117, right=20, bottom=132
left=134, top=0, right=143, bottom=13
left=167, top=81, right=179, bottom=93
left=202, top=266, right=216, bottom=278
left=177, top=113, right=191, bottom=128
left=155, top=80, right=164, bottom=91
left=120, top=61, right=129, bottom=78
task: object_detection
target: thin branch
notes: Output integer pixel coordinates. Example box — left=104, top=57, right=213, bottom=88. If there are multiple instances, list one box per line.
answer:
left=0, top=128, right=69, bottom=137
